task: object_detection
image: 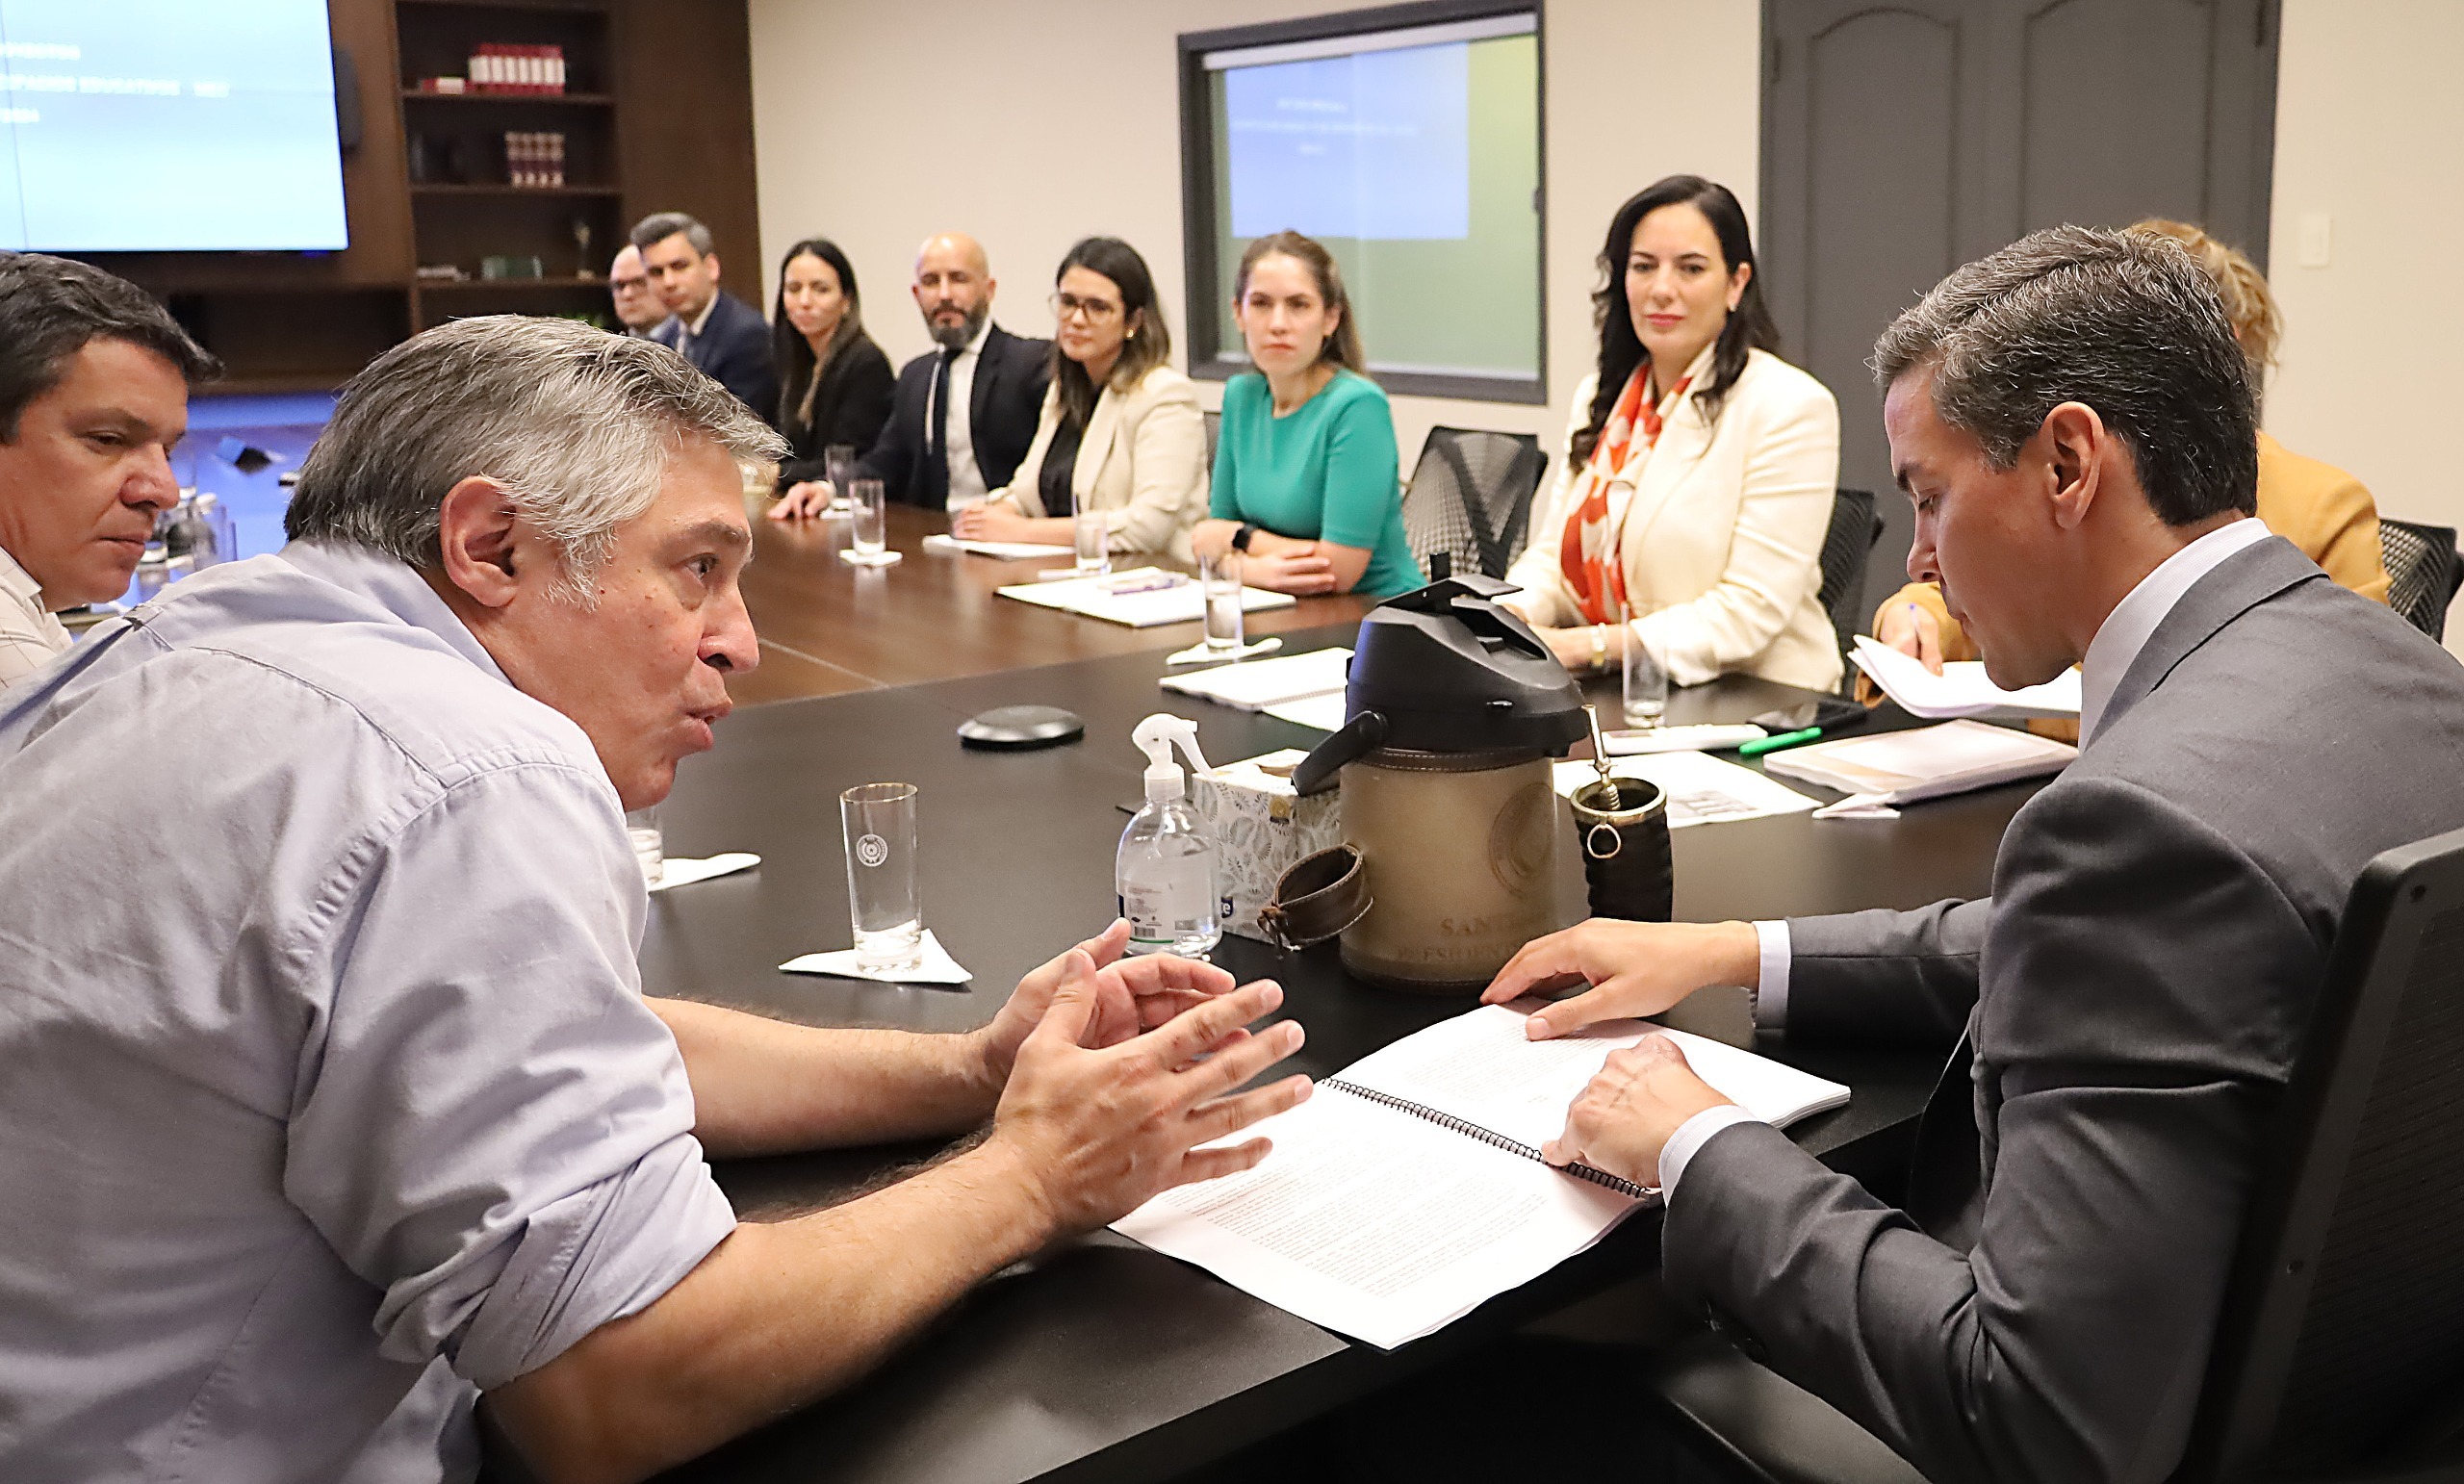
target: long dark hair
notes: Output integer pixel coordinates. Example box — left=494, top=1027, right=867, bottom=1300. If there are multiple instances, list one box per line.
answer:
left=770, top=238, right=865, bottom=432
left=1572, top=176, right=1780, bottom=463
left=1234, top=231, right=1364, bottom=372
left=1051, top=237, right=1171, bottom=430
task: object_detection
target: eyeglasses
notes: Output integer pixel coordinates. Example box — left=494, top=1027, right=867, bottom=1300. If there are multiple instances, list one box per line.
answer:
left=1050, top=292, right=1122, bottom=323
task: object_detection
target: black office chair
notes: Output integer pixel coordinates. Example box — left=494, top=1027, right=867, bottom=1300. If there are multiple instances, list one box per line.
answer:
left=1816, top=488, right=1885, bottom=665
left=1639, top=824, right=2464, bottom=1484
left=2378, top=518, right=2462, bottom=642
left=1202, top=409, right=1221, bottom=469
left=1401, top=426, right=1546, bottom=580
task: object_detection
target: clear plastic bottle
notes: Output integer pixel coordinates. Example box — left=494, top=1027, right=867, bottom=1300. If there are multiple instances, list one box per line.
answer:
left=1117, top=714, right=1221, bottom=957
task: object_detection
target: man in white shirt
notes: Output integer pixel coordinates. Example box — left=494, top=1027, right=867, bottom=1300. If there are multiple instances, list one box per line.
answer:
left=1481, top=227, right=2464, bottom=1483
left=0, top=253, right=218, bottom=691
left=0, top=316, right=1309, bottom=1484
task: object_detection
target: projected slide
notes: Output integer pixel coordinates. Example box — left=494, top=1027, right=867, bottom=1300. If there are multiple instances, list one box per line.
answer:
left=1224, top=42, right=1469, bottom=242
left=0, top=0, right=347, bottom=251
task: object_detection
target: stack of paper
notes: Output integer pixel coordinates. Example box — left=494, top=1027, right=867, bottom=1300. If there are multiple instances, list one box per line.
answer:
left=1162, top=646, right=1351, bottom=710
left=922, top=533, right=1074, bottom=560
left=1114, top=1004, right=1847, bottom=1349
left=1851, top=636, right=2082, bottom=720
left=1761, top=718, right=2075, bottom=807
left=1550, top=751, right=1818, bottom=828
left=997, top=568, right=1297, bottom=627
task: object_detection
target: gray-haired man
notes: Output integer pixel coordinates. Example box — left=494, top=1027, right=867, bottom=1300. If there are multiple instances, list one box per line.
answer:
left=1484, top=227, right=2464, bottom=1482
left=0, top=317, right=1309, bottom=1483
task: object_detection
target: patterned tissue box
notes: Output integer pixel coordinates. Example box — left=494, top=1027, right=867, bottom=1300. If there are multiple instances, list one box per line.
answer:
left=1193, top=749, right=1344, bottom=943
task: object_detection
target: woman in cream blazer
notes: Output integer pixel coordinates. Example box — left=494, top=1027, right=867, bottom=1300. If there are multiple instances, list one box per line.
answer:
left=1505, top=177, right=1843, bottom=693
left=957, top=238, right=1206, bottom=562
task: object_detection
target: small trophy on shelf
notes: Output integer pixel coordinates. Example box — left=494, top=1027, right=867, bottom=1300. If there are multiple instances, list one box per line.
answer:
left=573, top=217, right=594, bottom=279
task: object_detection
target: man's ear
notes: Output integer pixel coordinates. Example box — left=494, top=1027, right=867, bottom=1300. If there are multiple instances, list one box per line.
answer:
left=2040, top=401, right=2106, bottom=532
left=435, top=476, right=524, bottom=609
left=705, top=253, right=720, bottom=286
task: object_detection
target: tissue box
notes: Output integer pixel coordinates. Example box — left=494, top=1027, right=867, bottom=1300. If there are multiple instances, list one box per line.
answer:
left=1193, top=749, right=1343, bottom=942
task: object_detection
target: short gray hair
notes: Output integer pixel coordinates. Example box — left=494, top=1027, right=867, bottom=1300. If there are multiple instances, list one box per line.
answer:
left=285, top=317, right=783, bottom=592
left=1871, top=224, right=2257, bottom=525
left=630, top=211, right=713, bottom=257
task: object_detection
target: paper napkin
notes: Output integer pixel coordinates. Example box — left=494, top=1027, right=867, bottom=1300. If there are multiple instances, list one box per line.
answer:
left=1165, top=636, right=1284, bottom=667
left=647, top=853, right=760, bottom=892
left=779, top=929, right=973, bottom=985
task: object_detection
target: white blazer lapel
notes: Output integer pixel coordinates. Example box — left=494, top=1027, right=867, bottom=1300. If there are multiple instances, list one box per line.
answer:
left=1612, top=345, right=1722, bottom=549
left=1073, top=382, right=1126, bottom=507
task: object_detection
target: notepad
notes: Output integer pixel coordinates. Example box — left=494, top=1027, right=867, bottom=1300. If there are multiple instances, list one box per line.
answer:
left=1761, top=718, right=2075, bottom=806
left=1114, top=1003, right=1848, bottom=1349
left=1161, top=646, right=1351, bottom=710
left=921, top=533, right=1075, bottom=560
left=1851, top=636, right=2083, bottom=720
left=997, top=568, right=1298, bottom=627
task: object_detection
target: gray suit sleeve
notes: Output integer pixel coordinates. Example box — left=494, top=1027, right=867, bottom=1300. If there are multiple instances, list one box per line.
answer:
left=1783, top=896, right=1991, bottom=1047
left=1665, top=777, right=2319, bottom=1484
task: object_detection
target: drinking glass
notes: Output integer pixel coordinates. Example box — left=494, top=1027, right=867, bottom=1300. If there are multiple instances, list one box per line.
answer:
left=840, top=782, right=921, bottom=968
left=823, top=445, right=857, bottom=516
left=625, top=806, right=664, bottom=888
left=851, top=478, right=887, bottom=561
left=1073, top=507, right=1111, bottom=577
left=1201, top=550, right=1245, bottom=655
left=1619, top=604, right=1667, bottom=728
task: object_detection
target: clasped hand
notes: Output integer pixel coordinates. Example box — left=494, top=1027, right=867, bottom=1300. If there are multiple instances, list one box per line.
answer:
left=1479, top=918, right=1758, bottom=1188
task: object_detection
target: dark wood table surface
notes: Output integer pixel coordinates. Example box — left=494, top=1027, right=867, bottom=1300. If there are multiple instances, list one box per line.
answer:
left=726, top=501, right=1373, bottom=706
left=639, top=616, right=2041, bottom=1484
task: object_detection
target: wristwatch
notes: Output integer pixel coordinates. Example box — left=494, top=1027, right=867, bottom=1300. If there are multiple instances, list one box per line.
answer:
left=1589, top=625, right=1609, bottom=672
left=1230, top=523, right=1260, bottom=553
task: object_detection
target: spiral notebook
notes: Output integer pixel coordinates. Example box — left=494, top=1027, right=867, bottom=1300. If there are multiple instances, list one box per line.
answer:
left=1113, top=1003, right=1849, bottom=1349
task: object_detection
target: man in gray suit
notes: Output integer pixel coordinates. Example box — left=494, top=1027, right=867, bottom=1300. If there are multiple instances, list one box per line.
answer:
left=1483, top=225, right=2464, bottom=1484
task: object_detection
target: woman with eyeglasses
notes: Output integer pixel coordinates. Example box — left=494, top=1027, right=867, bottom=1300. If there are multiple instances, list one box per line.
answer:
left=953, top=237, right=1206, bottom=558
left=1191, top=230, right=1423, bottom=599
left=767, top=238, right=895, bottom=509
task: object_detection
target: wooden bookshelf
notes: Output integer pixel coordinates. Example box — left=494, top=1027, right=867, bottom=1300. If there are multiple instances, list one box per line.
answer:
left=71, top=0, right=759, bottom=390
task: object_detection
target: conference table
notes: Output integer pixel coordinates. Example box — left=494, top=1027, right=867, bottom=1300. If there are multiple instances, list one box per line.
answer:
left=636, top=500, right=2037, bottom=1483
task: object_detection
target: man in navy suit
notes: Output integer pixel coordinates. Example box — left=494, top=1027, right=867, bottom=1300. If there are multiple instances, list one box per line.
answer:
left=633, top=212, right=779, bottom=423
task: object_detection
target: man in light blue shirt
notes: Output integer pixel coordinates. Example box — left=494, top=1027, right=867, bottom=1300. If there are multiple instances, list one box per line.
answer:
left=0, top=318, right=1310, bottom=1483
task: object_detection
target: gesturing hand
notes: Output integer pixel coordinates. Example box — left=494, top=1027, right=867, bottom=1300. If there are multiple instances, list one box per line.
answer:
left=1481, top=918, right=1761, bottom=1041
left=989, top=956, right=1311, bottom=1234
left=972, top=920, right=1235, bottom=1090
left=1542, top=1033, right=1733, bottom=1189
left=1877, top=600, right=1946, bottom=675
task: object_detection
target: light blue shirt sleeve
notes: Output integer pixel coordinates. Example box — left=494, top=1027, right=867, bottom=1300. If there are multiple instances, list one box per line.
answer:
left=285, top=761, right=736, bottom=1391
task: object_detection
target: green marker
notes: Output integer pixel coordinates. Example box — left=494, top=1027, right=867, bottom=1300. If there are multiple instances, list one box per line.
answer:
left=1738, top=726, right=1823, bottom=758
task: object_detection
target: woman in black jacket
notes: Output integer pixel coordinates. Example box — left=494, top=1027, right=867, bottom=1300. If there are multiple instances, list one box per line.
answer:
left=769, top=237, right=894, bottom=502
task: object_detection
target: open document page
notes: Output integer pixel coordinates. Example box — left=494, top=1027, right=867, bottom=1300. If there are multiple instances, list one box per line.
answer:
left=1112, top=1005, right=1847, bottom=1349
left=1852, top=635, right=2082, bottom=720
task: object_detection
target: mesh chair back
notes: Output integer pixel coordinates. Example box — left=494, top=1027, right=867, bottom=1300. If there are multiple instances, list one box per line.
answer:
left=2379, top=518, right=2462, bottom=641
left=1203, top=409, right=1221, bottom=470
left=2176, top=826, right=2464, bottom=1481
left=1816, top=489, right=1885, bottom=657
left=1401, top=426, right=1546, bottom=580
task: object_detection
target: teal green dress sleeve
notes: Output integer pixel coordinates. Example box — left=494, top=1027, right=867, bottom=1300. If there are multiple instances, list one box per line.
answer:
left=1314, top=389, right=1401, bottom=552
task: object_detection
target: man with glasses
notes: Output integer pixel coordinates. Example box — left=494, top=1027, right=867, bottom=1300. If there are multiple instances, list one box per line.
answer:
left=606, top=243, right=665, bottom=338
left=836, top=232, right=1050, bottom=511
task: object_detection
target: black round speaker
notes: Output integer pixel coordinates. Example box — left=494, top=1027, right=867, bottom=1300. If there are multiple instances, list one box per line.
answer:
left=957, top=704, right=1086, bottom=751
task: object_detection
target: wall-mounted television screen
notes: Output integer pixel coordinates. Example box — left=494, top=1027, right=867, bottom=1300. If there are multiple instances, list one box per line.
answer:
left=0, top=0, right=348, bottom=252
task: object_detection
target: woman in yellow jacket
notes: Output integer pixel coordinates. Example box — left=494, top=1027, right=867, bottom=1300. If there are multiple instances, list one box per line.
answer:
left=1874, top=218, right=2387, bottom=669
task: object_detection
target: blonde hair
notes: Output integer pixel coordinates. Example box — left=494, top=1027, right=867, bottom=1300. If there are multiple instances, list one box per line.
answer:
left=2129, top=218, right=2280, bottom=375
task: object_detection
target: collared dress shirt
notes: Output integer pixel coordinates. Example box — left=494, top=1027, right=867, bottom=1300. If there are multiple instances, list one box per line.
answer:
left=1657, top=518, right=2273, bottom=1196
left=0, top=542, right=737, bottom=1483
left=0, top=543, right=72, bottom=692
left=926, top=319, right=993, bottom=509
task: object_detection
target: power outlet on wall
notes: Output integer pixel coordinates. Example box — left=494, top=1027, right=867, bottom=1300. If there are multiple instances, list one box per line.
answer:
left=2297, top=211, right=2333, bottom=269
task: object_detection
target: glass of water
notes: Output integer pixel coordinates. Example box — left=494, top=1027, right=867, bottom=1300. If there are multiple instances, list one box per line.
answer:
left=1619, top=601, right=1667, bottom=729
left=850, top=478, right=887, bottom=562
left=624, top=806, right=664, bottom=888
left=1201, top=550, right=1245, bottom=655
left=841, top=781, right=921, bottom=969
left=823, top=445, right=857, bottom=516
left=1073, top=507, right=1111, bottom=577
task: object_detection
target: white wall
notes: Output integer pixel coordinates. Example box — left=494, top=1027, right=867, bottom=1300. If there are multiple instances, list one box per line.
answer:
left=2268, top=0, right=2464, bottom=652
left=746, top=0, right=1761, bottom=473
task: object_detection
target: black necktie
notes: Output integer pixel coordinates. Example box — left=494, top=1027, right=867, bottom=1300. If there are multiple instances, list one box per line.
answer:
left=924, top=347, right=956, bottom=502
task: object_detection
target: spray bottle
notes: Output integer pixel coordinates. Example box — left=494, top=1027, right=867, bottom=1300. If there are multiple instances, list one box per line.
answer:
left=1118, top=713, right=1221, bottom=957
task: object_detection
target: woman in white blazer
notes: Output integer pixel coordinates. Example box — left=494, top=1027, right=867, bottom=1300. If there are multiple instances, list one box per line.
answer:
left=955, top=237, right=1206, bottom=562
left=1505, top=176, right=1842, bottom=693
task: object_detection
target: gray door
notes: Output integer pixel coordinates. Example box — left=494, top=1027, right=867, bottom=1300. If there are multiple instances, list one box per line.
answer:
left=1761, top=0, right=2281, bottom=616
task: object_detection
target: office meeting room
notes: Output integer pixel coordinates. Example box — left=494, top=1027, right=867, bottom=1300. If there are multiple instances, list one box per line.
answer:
left=9, top=0, right=2464, bottom=1481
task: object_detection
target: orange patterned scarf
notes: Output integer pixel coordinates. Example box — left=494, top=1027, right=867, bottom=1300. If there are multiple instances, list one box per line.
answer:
left=1561, top=367, right=1691, bottom=624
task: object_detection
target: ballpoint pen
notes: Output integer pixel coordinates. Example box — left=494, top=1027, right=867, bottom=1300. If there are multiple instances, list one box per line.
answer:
left=1737, top=726, right=1823, bottom=758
